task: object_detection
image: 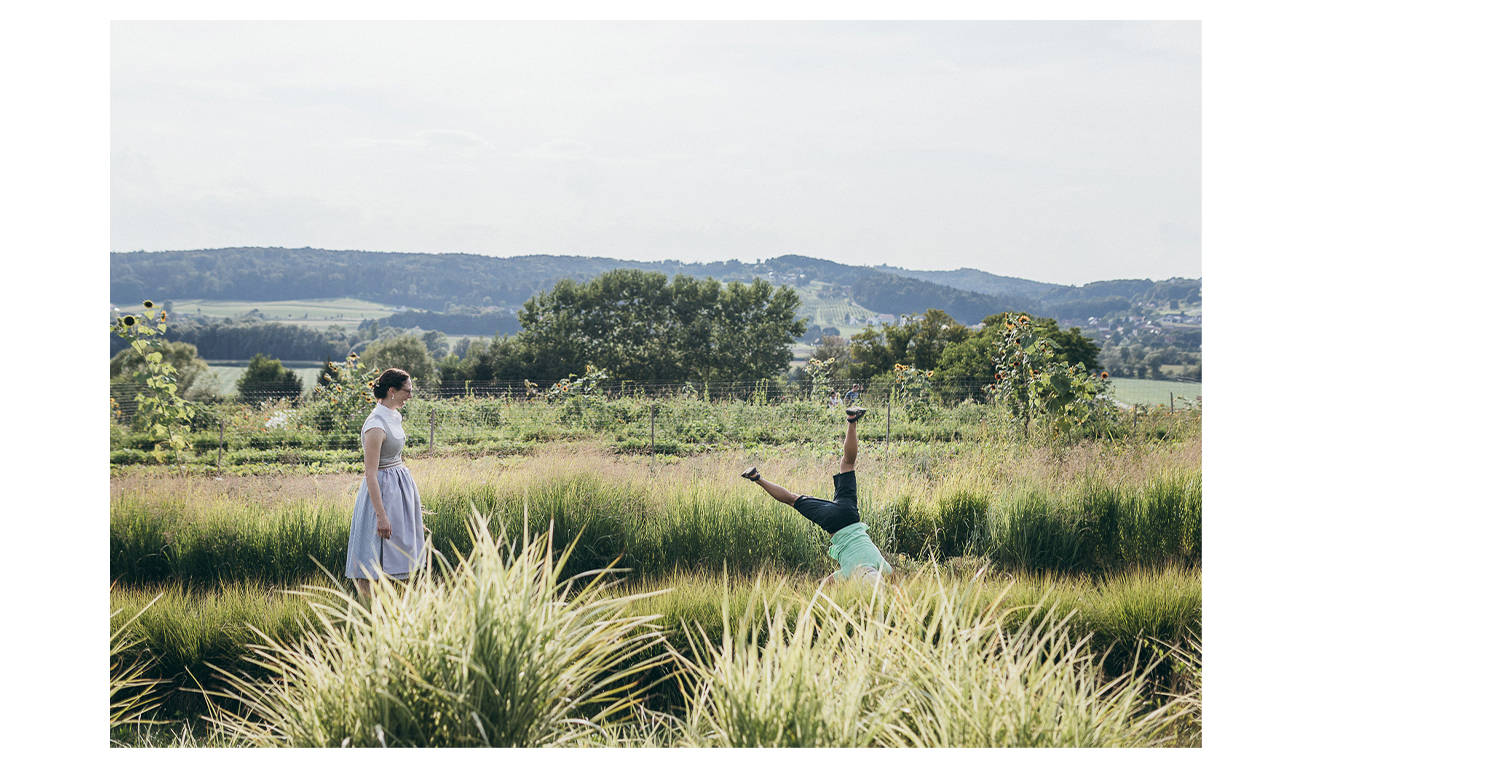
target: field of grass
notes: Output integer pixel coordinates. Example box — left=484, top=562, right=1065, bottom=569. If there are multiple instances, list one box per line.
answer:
left=200, top=364, right=328, bottom=397
left=1108, top=377, right=1202, bottom=407
left=115, top=298, right=397, bottom=324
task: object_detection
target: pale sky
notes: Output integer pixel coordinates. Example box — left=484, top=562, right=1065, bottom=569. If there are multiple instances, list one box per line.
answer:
left=111, top=20, right=1200, bottom=286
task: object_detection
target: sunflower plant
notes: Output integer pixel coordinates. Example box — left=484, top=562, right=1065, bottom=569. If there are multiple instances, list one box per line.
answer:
left=304, top=353, right=377, bottom=434
left=805, top=355, right=837, bottom=402
left=892, top=363, right=936, bottom=422
left=111, top=301, right=195, bottom=463
left=549, top=365, right=611, bottom=420
left=989, top=312, right=1115, bottom=439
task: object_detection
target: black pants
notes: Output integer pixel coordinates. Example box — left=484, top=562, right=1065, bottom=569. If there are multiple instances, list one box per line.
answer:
left=792, top=470, right=861, bottom=535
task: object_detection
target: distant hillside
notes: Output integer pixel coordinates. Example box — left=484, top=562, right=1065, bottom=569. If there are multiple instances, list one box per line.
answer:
left=111, top=248, right=673, bottom=310
left=872, top=265, right=1061, bottom=300
left=111, top=247, right=1198, bottom=330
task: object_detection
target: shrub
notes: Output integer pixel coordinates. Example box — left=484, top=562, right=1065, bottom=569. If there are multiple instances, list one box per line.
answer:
left=111, top=449, right=151, bottom=465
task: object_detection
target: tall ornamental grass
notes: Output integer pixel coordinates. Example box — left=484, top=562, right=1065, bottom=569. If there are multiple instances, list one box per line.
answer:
left=675, top=573, right=1193, bottom=747
left=208, top=509, right=670, bottom=747
left=111, top=563, right=1200, bottom=726
left=111, top=592, right=166, bottom=730
left=111, top=463, right=1200, bottom=586
left=110, top=580, right=314, bottom=704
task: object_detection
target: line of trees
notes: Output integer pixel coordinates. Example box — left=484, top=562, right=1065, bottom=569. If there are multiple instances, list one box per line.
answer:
left=382, top=310, right=521, bottom=337
left=107, top=320, right=350, bottom=362
left=806, top=309, right=1102, bottom=403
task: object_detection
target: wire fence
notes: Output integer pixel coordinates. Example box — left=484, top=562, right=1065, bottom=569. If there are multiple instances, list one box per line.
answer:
left=108, top=377, right=1203, bottom=467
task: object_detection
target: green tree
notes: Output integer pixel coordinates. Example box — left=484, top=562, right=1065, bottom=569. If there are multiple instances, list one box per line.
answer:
left=362, top=333, right=437, bottom=385
left=847, top=309, right=971, bottom=381
left=441, top=334, right=531, bottom=392
left=1145, top=351, right=1166, bottom=380
left=236, top=353, right=303, bottom=400
left=515, top=270, right=805, bottom=383
left=421, top=329, right=450, bottom=359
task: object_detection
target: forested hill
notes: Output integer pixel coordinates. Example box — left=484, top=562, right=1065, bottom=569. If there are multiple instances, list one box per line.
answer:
left=111, top=247, right=1199, bottom=326
left=871, top=265, right=1061, bottom=299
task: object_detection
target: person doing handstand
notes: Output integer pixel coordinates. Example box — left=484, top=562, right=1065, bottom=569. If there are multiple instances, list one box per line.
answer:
left=741, top=406, right=893, bottom=585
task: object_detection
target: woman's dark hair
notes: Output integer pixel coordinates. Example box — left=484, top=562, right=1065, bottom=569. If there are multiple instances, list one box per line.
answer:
left=373, top=368, right=411, bottom=399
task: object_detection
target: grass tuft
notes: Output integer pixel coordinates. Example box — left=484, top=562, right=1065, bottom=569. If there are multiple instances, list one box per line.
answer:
left=206, top=507, right=672, bottom=747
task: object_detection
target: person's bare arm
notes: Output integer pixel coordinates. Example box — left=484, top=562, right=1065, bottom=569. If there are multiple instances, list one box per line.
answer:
left=363, top=428, right=392, bottom=539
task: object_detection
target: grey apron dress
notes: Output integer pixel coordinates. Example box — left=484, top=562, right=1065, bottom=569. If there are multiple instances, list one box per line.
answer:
left=344, top=404, right=426, bottom=580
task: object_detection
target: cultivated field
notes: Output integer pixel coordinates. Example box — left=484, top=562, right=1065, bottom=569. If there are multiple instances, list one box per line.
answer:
left=1107, top=377, right=1202, bottom=407
left=110, top=398, right=1202, bottom=747
left=795, top=287, right=876, bottom=333
left=114, top=297, right=397, bottom=327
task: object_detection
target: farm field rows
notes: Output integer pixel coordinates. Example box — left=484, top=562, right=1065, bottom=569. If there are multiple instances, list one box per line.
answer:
left=110, top=425, right=1202, bottom=747
left=792, top=284, right=876, bottom=332
left=108, top=391, right=1201, bottom=472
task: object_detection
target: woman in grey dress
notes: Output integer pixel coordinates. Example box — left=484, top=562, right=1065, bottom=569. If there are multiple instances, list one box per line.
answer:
left=345, top=368, right=427, bottom=596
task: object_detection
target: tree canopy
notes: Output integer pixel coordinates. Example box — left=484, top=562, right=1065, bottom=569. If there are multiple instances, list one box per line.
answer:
left=512, top=270, right=805, bottom=384
left=437, top=270, right=805, bottom=386
left=362, top=334, right=437, bottom=386
left=841, top=309, right=1101, bottom=402
left=846, top=309, right=976, bottom=381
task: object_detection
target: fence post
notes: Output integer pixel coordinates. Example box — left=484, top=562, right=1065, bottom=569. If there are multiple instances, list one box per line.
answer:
left=429, top=407, right=437, bottom=453
left=1169, top=393, right=1174, bottom=414
left=885, top=390, right=891, bottom=458
left=650, top=403, right=656, bottom=455
left=218, top=417, right=225, bottom=470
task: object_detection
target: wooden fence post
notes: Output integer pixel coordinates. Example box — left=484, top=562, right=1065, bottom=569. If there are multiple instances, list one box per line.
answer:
left=650, top=403, right=656, bottom=455
left=218, top=417, right=225, bottom=470
left=429, top=407, right=436, bottom=453
left=1169, top=393, right=1174, bottom=414
left=885, top=390, right=891, bottom=457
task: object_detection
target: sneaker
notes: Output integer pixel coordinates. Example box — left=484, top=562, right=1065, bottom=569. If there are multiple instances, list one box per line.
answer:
left=845, top=406, right=868, bottom=423
left=740, top=466, right=761, bottom=482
